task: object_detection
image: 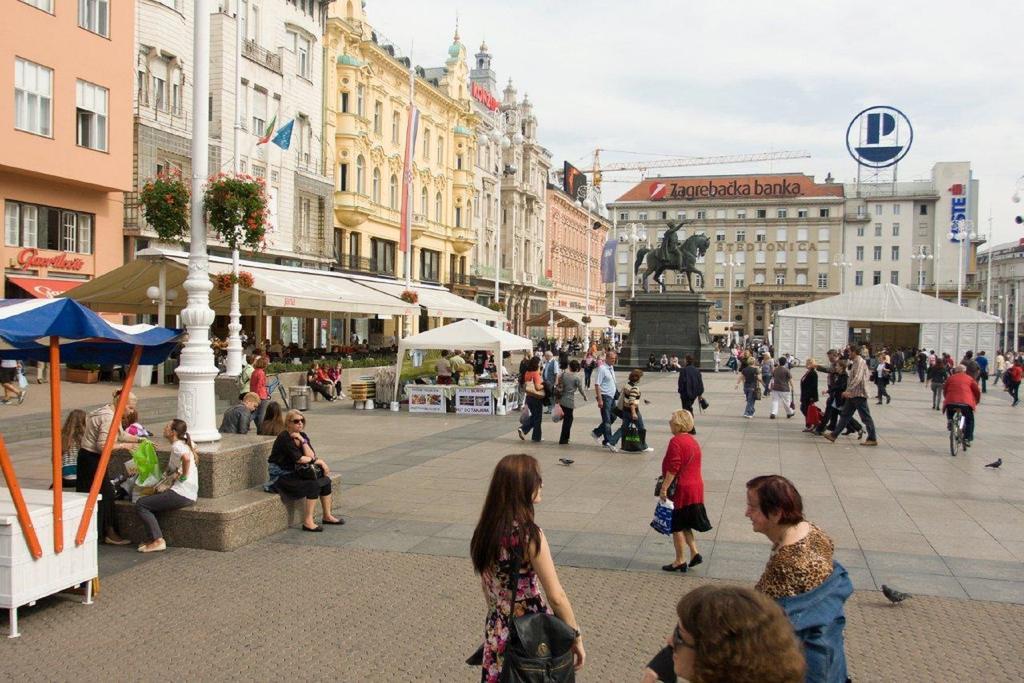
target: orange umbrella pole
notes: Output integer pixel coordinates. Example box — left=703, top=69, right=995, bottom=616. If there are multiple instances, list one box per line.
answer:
left=75, top=345, right=142, bottom=547
left=50, top=337, right=63, bottom=553
left=0, top=435, right=43, bottom=560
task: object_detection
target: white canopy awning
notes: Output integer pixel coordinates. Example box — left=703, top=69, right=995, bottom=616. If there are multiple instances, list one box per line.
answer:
left=358, top=279, right=504, bottom=323
left=776, top=283, right=1001, bottom=324
left=67, top=248, right=417, bottom=318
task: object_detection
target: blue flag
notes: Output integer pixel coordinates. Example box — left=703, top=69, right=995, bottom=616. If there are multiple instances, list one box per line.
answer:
left=600, top=239, right=618, bottom=284
left=271, top=119, right=294, bottom=150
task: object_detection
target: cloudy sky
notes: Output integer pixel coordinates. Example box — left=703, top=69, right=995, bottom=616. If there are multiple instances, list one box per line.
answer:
left=366, top=0, right=1024, bottom=246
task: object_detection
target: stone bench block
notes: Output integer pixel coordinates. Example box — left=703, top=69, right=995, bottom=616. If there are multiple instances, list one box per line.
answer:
left=113, top=474, right=343, bottom=552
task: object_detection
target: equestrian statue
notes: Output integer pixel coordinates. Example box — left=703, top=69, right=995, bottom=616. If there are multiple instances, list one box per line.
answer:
left=633, top=221, right=711, bottom=293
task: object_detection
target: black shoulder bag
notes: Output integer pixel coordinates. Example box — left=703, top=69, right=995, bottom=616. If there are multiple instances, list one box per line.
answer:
left=466, top=547, right=579, bottom=682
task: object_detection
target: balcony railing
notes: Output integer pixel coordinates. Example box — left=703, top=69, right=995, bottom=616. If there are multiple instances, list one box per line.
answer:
left=333, top=254, right=395, bottom=278
left=243, top=39, right=282, bottom=74
left=295, top=150, right=326, bottom=177
left=447, top=273, right=472, bottom=287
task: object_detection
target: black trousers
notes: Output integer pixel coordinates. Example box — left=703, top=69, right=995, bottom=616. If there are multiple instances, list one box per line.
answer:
left=76, top=448, right=117, bottom=536
left=679, top=396, right=695, bottom=413
left=558, top=406, right=575, bottom=444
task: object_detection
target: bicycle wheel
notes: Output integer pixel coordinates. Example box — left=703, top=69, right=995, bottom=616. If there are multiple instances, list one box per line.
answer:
left=949, top=412, right=961, bottom=457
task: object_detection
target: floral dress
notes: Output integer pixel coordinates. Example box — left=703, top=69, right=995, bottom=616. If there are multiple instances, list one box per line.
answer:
left=480, top=537, right=550, bottom=683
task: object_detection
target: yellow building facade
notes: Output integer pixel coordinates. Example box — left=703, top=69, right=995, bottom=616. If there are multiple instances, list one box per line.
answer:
left=325, top=4, right=478, bottom=334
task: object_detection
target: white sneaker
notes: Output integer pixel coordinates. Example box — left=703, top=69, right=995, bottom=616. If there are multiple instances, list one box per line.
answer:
left=643, top=447, right=655, bottom=452
left=744, top=415, right=753, bottom=419
left=604, top=443, right=619, bottom=453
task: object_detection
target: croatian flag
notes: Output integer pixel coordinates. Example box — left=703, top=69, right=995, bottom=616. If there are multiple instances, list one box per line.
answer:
left=399, top=105, right=420, bottom=253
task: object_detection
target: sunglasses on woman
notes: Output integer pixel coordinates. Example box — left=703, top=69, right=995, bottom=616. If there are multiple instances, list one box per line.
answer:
left=290, top=418, right=305, bottom=424
left=672, top=625, right=695, bottom=651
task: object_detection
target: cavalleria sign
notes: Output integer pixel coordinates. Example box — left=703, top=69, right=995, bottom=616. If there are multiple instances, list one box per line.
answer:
left=649, top=177, right=804, bottom=201
left=16, top=248, right=86, bottom=271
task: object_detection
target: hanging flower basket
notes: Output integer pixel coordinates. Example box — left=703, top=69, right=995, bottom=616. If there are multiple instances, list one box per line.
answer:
left=203, top=173, right=270, bottom=252
left=139, top=170, right=190, bottom=244
left=488, top=301, right=504, bottom=312
left=609, top=318, right=619, bottom=327
left=213, top=270, right=255, bottom=293
left=400, top=289, right=419, bottom=304
left=581, top=315, right=593, bottom=324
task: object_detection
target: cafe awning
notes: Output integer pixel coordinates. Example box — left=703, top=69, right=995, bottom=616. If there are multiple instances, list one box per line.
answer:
left=523, top=309, right=628, bottom=333
left=7, top=276, right=84, bottom=299
left=67, top=248, right=417, bottom=318
left=357, top=279, right=504, bottom=323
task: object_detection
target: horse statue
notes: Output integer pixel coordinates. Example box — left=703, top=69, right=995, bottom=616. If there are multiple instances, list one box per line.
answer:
left=633, top=229, right=711, bottom=293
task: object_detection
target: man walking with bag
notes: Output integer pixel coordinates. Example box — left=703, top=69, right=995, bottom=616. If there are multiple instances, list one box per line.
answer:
left=591, top=352, right=619, bottom=452
left=677, top=355, right=705, bottom=431
left=824, top=346, right=879, bottom=446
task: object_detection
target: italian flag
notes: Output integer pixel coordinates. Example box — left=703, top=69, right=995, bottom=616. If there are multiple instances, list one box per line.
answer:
left=258, top=115, right=277, bottom=145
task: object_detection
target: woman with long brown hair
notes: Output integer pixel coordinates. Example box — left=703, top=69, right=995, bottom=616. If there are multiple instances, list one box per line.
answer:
left=135, top=419, right=199, bottom=553
left=59, top=409, right=87, bottom=487
left=470, top=454, right=584, bottom=682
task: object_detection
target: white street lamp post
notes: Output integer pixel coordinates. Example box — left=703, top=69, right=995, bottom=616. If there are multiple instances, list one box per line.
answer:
left=575, top=185, right=599, bottom=342
left=725, top=255, right=738, bottom=344
left=224, top=2, right=245, bottom=376
left=831, top=256, right=852, bottom=294
left=484, top=107, right=522, bottom=311
left=948, top=219, right=974, bottom=307
left=176, top=0, right=220, bottom=442
left=620, top=222, right=647, bottom=300
left=910, top=246, right=933, bottom=293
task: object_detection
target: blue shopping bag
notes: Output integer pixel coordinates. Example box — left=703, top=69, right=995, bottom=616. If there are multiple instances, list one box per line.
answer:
left=650, top=500, right=674, bottom=535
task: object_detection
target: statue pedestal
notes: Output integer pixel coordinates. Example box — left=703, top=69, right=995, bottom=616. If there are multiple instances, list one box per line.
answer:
left=621, top=293, right=716, bottom=371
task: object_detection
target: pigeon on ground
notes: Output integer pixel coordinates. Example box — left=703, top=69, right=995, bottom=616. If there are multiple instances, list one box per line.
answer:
left=985, top=458, right=1002, bottom=469
left=557, top=458, right=574, bottom=466
left=881, top=584, right=911, bottom=604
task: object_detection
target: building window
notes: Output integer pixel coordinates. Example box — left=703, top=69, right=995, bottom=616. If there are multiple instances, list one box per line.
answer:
left=391, top=111, right=400, bottom=144
left=455, top=206, right=462, bottom=228
left=75, top=80, right=108, bottom=151
left=797, top=208, right=808, bottom=218
left=434, top=192, right=443, bottom=222
left=797, top=251, right=808, bottom=264
left=339, top=91, right=349, bottom=113
left=661, top=211, right=668, bottom=219
left=735, top=251, right=745, bottom=265
left=856, top=225, right=865, bottom=237
left=437, top=136, right=444, bottom=164
left=715, top=230, right=725, bottom=242
left=754, top=271, right=765, bottom=284
left=251, top=87, right=267, bottom=135
left=796, top=272, right=808, bottom=286
left=755, top=209, right=767, bottom=218
left=371, top=168, right=381, bottom=203
left=370, top=237, right=396, bottom=275
left=817, top=273, right=829, bottom=289
left=78, top=0, right=109, bottom=37
left=735, top=209, right=746, bottom=219
left=854, top=270, right=863, bottom=286
left=696, top=210, right=706, bottom=220
left=423, top=127, right=430, bottom=159
left=389, top=174, right=398, bottom=209
left=355, top=155, right=365, bottom=194
left=617, top=273, right=628, bottom=287
left=356, top=84, right=365, bottom=117
left=420, top=248, right=440, bottom=282
left=714, top=273, right=724, bottom=288
left=776, top=228, right=787, bottom=241
left=755, top=251, right=765, bottom=264
left=373, top=101, right=382, bottom=134
left=873, top=246, right=882, bottom=261
left=618, top=211, right=628, bottom=221
left=872, top=271, right=881, bottom=285
left=892, top=222, right=900, bottom=237
left=873, top=222, right=882, bottom=237
left=715, top=252, right=726, bottom=265
left=736, top=230, right=746, bottom=242
left=919, top=204, right=928, bottom=216
left=4, top=200, right=93, bottom=253
left=755, top=230, right=766, bottom=243
left=918, top=268, right=926, bottom=288
left=420, top=187, right=428, bottom=216
left=855, top=246, right=864, bottom=261
left=818, top=227, right=830, bottom=241
left=775, top=250, right=786, bottom=264
left=295, top=34, right=310, bottom=78
left=874, top=204, right=883, bottom=216
left=818, top=250, right=829, bottom=264
left=21, top=0, right=54, bottom=11
left=819, top=208, right=830, bottom=218
left=890, top=271, right=899, bottom=285
left=893, top=204, right=901, bottom=216
left=348, top=231, right=361, bottom=259
left=677, top=210, right=686, bottom=219
left=14, top=58, right=53, bottom=137
left=890, top=246, right=899, bottom=261
left=338, top=163, right=348, bottom=191
left=777, top=209, right=787, bottom=218
left=735, top=274, right=745, bottom=288
left=775, top=272, right=786, bottom=285
left=796, top=228, right=808, bottom=241
left=638, top=211, right=648, bottom=220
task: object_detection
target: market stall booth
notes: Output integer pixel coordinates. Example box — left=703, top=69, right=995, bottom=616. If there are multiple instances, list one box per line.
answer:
left=394, top=320, right=532, bottom=416
left=0, top=298, right=181, bottom=637
left=773, top=283, right=1001, bottom=362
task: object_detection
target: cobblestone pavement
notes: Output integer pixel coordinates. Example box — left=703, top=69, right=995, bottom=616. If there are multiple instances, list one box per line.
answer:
left=4, top=544, right=1024, bottom=681
left=3, top=371, right=1024, bottom=679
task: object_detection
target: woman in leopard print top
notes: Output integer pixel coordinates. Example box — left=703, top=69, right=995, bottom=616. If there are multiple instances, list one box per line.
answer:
left=745, top=475, right=835, bottom=598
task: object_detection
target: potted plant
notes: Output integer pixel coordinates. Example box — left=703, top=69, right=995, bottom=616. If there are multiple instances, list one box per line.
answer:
left=609, top=318, right=619, bottom=328
left=203, top=173, right=270, bottom=252
left=213, top=270, right=256, bottom=293
left=66, top=363, right=101, bottom=384
left=581, top=315, right=593, bottom=324
left=488, top=301, right=504, bottom=312
left=400, top=289, right=419, bottom=304
left=139, top=169, right=190, bottom=244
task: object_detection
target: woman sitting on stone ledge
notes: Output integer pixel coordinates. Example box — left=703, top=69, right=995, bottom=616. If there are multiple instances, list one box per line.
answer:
left=268, top=409, right=344, bottom=532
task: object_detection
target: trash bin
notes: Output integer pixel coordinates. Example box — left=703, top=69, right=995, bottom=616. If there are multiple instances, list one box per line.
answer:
left=289, top=386, right=311, bottom=411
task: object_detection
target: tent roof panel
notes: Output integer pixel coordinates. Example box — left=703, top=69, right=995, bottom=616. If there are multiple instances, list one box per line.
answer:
left=775, top=284, right=1001, bottom=324
left=397, top=319, right=532, bottom=351
left=358, top=280, right=504, bottom=322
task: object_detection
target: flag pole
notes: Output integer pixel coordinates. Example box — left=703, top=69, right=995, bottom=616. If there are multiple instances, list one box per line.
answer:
left=404, top=50, right=415, bottom=291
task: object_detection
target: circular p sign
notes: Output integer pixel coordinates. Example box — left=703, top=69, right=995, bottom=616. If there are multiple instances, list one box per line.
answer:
left=846, top=106, right=913, bottom=169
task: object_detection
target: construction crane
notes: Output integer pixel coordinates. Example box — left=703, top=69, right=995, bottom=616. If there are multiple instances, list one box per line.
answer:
left=585, top=149, right=812, bottom=188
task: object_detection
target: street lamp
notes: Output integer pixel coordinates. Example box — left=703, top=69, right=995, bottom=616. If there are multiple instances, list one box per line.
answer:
left=619, top=222, right=647, bottom=299
left=948, top=218, right=974, bottom=306
left=831, top=255, right=853, bottom=294
left=725, top=255, right=739, bottom=344
left=481, top=106, right=523, bottom=309
left=575, top=184, right=600, bottom=342
left=910, top=246, right=933, bottom=292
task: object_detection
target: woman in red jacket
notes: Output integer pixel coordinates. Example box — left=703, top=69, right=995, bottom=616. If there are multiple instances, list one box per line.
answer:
left=658, top=409, right=712, bottom=572
left=942, top=365, right=981, bottom=446
left=250, top=356, right=271, bottom=426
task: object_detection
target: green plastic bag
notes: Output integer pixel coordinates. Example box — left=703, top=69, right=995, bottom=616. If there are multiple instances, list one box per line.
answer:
left=131, top=439, right=160, bottom=488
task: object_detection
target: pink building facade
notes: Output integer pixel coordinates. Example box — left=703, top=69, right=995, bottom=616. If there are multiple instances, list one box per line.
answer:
left=1, top=1, right=133, bottom=299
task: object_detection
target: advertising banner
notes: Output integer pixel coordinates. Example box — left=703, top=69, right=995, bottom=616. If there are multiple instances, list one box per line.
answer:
left=563, top=161, right=587, bottom=200
left=407, top=385, right=445, bottom=414
left=455, top=387, right=494, bottom=415
left=600, top=239, right=618, bottom=283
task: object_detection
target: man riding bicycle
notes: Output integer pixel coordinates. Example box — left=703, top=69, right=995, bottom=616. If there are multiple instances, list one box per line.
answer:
left=942, top=364, right=981, bottom=447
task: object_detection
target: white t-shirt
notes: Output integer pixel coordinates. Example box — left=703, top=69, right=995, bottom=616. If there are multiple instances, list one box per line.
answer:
left=169, top=440, right=199, bottom=501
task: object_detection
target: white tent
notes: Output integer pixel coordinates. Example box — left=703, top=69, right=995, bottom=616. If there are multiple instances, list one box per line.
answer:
left=774, top=284, right=1001, bottom=361
left=394, top=319, right=533, bottom=411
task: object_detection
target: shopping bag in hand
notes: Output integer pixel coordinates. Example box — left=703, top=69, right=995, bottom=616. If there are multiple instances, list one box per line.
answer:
left=519, top=405, right=532, bottom=428
left=651, top=499, right=674, bottom=535
left=552, top=404, right=564, bottom=423
left=621, top=424, right=643, bottom=452
left=131, top=439, right=160, bottom=487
